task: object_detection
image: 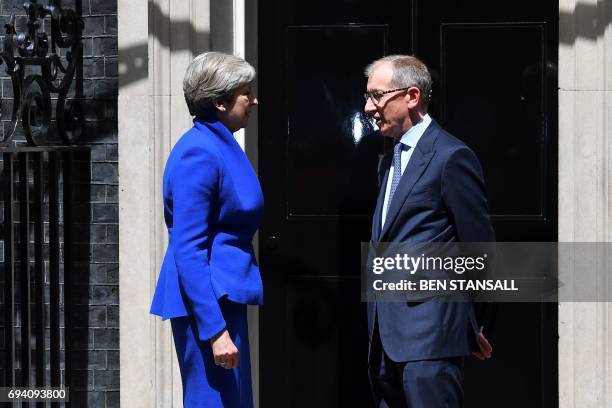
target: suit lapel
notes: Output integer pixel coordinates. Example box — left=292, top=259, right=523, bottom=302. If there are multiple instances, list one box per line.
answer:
left=378, top=122, right=440, bottom=241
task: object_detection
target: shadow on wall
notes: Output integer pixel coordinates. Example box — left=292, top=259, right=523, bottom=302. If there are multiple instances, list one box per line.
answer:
left=117, top=0, right=238, bottom=90
left=560, top=3, right=612, bottom=44
left=117, top=2, right=610, bottom=90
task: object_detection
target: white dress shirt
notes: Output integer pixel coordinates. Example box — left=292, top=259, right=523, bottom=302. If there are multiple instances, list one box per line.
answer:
left=381, top=114, right=432, bottom=229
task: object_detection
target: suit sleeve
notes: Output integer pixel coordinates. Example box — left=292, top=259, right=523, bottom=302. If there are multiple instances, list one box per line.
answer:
left=171, top=145, right=226, bottom=341
left=441, top=147, right=495, bottom=242
left=441, top=147, right=496, bottom=336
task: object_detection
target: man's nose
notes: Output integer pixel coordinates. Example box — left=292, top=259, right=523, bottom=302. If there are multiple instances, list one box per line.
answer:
left=364, top=97, right=375, bottom=114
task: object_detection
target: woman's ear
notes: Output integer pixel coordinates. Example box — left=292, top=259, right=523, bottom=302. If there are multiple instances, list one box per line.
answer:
left=213, top=99, right=227, bottom=112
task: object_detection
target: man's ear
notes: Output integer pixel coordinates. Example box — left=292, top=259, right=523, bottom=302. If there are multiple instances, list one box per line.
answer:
left=405, top=86, right=421, bottom=109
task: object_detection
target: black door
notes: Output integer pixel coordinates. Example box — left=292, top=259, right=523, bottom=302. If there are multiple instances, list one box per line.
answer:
left=258, top=1, right=558, bottom=407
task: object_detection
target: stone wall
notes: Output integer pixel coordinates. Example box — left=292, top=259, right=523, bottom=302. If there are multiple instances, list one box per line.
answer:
left=0, top=0, right=119, bottom=406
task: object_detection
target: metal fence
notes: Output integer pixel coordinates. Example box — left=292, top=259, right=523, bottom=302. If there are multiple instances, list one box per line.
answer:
left=2, top=147, right=90, bottom=407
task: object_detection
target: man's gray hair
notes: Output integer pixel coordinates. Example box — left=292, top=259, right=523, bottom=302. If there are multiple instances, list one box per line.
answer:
left=364, top=55, right=432, bottom=106
left=183, top=51, right=256, bottom=117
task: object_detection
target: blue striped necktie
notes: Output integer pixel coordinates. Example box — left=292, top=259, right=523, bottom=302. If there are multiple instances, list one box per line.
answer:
left=386, top=142, right=404, bottom=218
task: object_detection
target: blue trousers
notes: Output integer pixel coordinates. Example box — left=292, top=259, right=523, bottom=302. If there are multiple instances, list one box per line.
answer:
left=369, top=321, right=464, bottom=408
left=171, top=300, right=253, bottom=408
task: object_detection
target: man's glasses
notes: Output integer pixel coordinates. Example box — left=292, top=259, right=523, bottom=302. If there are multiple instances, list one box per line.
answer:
left=363, top=87, right=412, bottom=104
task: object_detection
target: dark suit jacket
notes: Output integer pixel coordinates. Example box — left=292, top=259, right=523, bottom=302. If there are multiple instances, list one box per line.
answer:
left=368, top=119, right=494, bottom=362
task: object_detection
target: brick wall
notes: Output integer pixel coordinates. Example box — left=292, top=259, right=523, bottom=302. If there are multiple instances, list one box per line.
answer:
left=0, top=0, right=118, bottom=407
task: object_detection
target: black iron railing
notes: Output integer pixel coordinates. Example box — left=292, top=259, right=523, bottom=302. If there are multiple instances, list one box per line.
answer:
left=2, top=147, right=90, bottom=407
left=0, top=1, right=86, bottom=406
left=0, top=0, right=84, bottom=147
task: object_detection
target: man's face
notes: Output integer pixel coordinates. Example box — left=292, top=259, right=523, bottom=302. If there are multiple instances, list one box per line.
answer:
left=364, top=63, right=414, bottom=139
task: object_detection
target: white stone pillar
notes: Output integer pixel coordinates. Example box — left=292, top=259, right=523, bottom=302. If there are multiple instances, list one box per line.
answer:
left=119, top=0, right=258, bottom=406
left=119, top=0, right=210, bottom=407
left=558, top=0, right=612, bottom=406
left=117, top=0, right=159, bottom=406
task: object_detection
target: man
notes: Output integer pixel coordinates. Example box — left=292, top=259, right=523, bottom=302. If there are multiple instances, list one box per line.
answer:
left=364, top=55, right=494, bottom=407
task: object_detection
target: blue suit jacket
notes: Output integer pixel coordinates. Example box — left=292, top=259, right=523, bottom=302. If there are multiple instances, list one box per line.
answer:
left=150, top=117, right=264, bottom=341
left=368, top=119, right=494, bottom=362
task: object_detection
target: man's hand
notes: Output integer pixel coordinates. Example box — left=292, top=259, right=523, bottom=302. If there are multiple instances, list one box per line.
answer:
left=210, top=329, right=239, bottom=369
left=472, top=332, right=492, bottom=360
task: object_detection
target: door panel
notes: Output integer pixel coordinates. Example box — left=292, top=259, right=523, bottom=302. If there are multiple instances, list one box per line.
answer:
left=442, top=23, right=547, bottom=217
left=259, top=1, right=558, bottom=406
left=285, top=278, right=365, bottom=407
left=287, top=26, right=386, bottom=217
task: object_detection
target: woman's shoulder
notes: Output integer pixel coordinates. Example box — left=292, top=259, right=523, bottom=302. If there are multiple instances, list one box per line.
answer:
left=163, top=126, right=224, bottom=182
left=172, top=125, right=222, bottom=159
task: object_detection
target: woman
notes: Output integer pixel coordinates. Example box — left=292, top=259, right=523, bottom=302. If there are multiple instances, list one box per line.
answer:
left=150, top=52, right=262, bottom=407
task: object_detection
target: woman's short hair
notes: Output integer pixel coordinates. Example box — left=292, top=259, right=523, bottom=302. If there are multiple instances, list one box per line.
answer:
left=364, top=55, right=432, bottom=106
left=183, top=52, right=256, bottom=117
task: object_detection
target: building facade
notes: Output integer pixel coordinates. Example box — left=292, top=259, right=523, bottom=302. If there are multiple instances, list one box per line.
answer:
left=0, top=0, right=603, bottom=406
left=119, top=0, right=612, bottom=407
left=0, top=0, right=119, bottom=406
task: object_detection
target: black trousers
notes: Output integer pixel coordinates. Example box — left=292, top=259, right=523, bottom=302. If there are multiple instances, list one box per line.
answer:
left=368, top=320, right=464, bottom=408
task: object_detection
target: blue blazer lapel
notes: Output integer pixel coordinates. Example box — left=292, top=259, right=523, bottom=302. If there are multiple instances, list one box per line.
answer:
left=379, top=122, right=439, bottom=241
